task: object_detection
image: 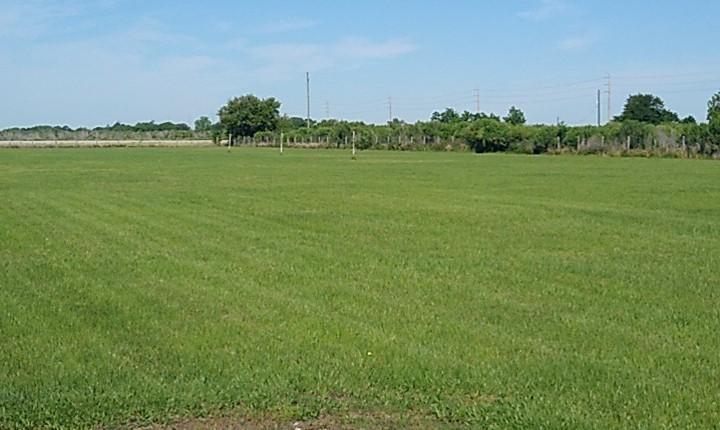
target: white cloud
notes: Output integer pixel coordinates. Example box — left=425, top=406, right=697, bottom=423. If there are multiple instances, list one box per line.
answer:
left=333, top=38, right=417, bottom=60
left=248, top=38, right=416, bottom=65
left=518, top=0, right=568, bottom=21
left=0, top=0, right=116, bottom=39
left=0, top=6, right=418, bottom=126
left=248, top=42, right=322, bottom=62
left=557, top=35, right=595, bottom=51
left=256, top=18, right=317, bottom=34
left=122, top=17, right=181, bottom=43
left=224, top=38, right=249, bottom=50
left=244, top=37, right=417, bottom=81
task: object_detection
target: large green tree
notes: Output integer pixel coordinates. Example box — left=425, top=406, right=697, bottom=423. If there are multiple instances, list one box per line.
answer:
left=278, top=115, right=310, bottom=131
left=707, top=92, right=720, bottom=123
left=503, top=106, right=526, bottom=125
left=194, top=116, right=212, bottom=132
left=708, top=92, right=720, bottom=148
left=431, top=108, right=461, bottom=123
left=615, top=94, right=679, bottom=124
left=218, top=95, right=281, bottom=137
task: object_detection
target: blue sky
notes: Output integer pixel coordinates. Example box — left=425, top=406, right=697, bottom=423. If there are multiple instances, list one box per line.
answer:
left=1, top=0, right=719, bottom=128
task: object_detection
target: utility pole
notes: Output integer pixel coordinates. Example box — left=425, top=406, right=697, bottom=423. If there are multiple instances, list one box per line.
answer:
left=605, top=74, right=611, bottom=123
left=474, top=89, right=480, bottom=113
left=387, top=96, right=393, bottom=122
left=597, top=89, right=601, bottom=127
left=306, top=72, right=311, bottom=129
left=325, top=101, right=330, bottom=119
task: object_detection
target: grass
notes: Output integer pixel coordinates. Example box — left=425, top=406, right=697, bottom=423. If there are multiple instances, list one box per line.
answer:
left=1, top=148, right=719, bottom=429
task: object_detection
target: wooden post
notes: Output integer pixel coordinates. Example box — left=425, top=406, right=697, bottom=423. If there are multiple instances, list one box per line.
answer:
left=352, top=130, right=357, bottom=158
left=280, top=132, right=284, bottom=154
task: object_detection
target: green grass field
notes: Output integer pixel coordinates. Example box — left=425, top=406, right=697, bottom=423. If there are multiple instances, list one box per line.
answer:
left=1, top=148, right=719, bottom=429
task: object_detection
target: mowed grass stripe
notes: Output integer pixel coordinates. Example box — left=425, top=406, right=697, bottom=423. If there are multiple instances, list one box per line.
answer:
left=1, top=148, right=719, bottom=428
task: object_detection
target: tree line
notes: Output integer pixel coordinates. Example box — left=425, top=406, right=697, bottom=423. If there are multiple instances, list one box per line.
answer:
left=211, top=92, right=720, bottom=158
left=3, top=92, right=720, bottom=158
left=0, top=121, right=198, bottom=141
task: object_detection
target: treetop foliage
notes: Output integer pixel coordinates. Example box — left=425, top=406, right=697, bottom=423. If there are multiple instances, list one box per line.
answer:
left=431, top=108, right=501, bottom=123
left=2, top=121, right=191, bottom=134
left=708, top=92, right=720, bottom=123
left=614, top=94, right=680, bottom=124
left=503, top=106, right=527, bottom=125
left=194, top=116, right=212, bottom=132
left=218, top=95, right=281, bottom=138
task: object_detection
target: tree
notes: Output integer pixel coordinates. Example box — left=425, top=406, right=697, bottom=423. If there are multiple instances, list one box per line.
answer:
left=460, top=110, right=501, bottom=122
left=504, top=106, right=526, bottom=125
left=708, top=92, right=720, bottom=149
left=194, top=116, right=212, bottom=132
left=614, top=94, right=679, bottom=124
left=278, top=115, right=310, bottom=131
left=708, top=92, right=720, bottom=123
left=218, top=95, right=281, bottom=138
left=431, top=108, right=461, bottom=123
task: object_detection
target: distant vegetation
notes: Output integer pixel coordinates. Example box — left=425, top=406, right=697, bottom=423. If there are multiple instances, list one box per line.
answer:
left=212, top=91, right=720, bottom=158
left=3, top=91, right=720, bottom=158
left=0, top=121, right=198, bottom=141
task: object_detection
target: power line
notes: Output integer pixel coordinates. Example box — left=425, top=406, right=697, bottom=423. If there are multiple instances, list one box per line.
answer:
left=393, top=96, right=475, bottom=107
left=332, top=107, right=387, bottom=116
left=323, top=77, right=607, bottom=109
left=294, top=72, right=718, bottom=125
left=391, top=92, right=474, bottom=105
left=613, top=70, right=720, bottom=81
left=612, top=78, right=720, bottom=89
left=396, top=91, right=596, bottom=107
left=330, top=97, right=389, bottom=107
left=320, top=73, right=719, bottom=113
left=631, top=86, right=720, bottom=95
left=376, top=84, right=603, bottom=107
left=477, top=77, right=606, bottom=94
